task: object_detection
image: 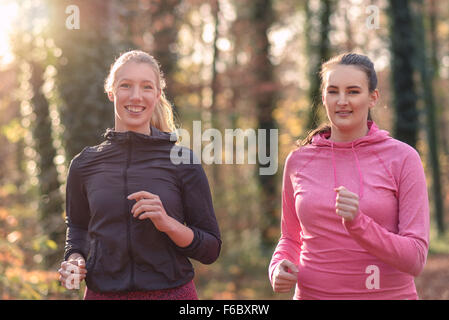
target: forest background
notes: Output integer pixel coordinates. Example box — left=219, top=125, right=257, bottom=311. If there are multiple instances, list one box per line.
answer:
left=0, top=0, right=448, bottom=299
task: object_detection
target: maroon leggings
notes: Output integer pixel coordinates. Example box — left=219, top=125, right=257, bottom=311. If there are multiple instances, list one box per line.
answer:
left=83, top=280, right=198, bottom=300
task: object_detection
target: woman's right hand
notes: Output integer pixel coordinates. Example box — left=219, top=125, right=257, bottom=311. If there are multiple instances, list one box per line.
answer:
left=272, top=259, right=298, bottom=293
left=58, top=253, right=87, bottom=289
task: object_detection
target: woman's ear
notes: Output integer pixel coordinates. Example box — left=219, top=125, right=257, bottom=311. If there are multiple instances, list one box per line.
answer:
left=369, top=89, right=379, bottom=109
left=107, top=91, right=114, bottom=102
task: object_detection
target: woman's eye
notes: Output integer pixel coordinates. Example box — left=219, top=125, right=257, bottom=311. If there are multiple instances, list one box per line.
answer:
left=349, top=90, right=360, bottom=94
left=120, top=83, right=130, bottom=88
left=143, top=85, right=153, bottom=90
left=327, top=91, right=337, bottom=94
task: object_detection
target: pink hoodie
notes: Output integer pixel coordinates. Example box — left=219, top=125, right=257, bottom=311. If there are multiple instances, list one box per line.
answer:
left=269, top=121, right=429, bottom=299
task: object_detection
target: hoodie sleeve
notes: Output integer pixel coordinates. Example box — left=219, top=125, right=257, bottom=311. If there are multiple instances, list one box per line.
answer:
left=175, top=150, right=221, bottom=265
left=343, top=147, right=429, bottom=277
left=64, top=152, right=91, bottom=261
left=269, top=151, right=302, bottom=286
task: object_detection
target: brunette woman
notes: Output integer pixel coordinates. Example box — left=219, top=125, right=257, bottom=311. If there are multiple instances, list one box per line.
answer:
left=269, top=53, right=429, bottom=299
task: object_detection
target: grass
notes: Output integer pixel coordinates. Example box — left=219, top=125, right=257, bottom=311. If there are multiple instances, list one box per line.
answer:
left=428, top=223, right=449, bottom=255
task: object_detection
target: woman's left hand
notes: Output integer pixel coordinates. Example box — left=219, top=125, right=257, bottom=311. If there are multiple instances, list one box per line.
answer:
left=334, top=186, right=359, bottom=222
left=128, top=191, right=176, bottom=233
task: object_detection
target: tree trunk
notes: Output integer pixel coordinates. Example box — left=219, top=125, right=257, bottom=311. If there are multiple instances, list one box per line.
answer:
left=150, top=0, right=182, bottom=117
left=414, top=0, right=445, bottom=235
left=387, top=0, right=419, bottom=148
left=210, top=0, right=221, bottom=185
left=48, top=0, right=117, bottom=161
left=305, top=0, right=334, bottom=131
left=249, top=0, right=279, bottom=248
left=29, top=60, right=65, bottom=265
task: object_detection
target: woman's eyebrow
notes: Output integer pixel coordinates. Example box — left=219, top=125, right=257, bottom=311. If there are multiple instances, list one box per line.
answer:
left=118, top=78, right=156, bottom=84
left=327, top=85, right=362, bottom=89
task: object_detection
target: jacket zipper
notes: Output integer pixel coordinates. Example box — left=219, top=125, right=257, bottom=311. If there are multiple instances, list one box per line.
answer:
left=124, top=136, right=135, bottom=289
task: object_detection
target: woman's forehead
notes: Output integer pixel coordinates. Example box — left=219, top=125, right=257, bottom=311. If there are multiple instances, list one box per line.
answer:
left=116, top=61, right=158, bottom=83
left=324, top=65, right=368, bottom=88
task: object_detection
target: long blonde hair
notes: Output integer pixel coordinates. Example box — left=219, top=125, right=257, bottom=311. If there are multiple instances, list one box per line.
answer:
left=104, top=50, right=177, bottom=133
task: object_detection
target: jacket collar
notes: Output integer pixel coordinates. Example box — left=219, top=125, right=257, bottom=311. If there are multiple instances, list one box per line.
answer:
left=104, top=126, right=177, bottom=145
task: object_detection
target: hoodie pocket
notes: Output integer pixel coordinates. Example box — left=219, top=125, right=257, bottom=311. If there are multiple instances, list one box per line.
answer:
left=86, top=239, right=99, bottom=273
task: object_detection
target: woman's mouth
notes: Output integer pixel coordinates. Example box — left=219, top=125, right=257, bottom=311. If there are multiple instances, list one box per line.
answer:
left=125, top=105, right=146, bottom=114
left=336, top=111, right=352, bottom=117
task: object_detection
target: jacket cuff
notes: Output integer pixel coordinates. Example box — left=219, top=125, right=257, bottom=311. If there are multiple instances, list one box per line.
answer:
left=64, top=249, right=86, bottom=261
left=175, top=226, right=221, bottom=264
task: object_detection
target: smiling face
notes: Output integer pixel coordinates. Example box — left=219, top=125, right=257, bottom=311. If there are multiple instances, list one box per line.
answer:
left=108, top=61, right=161, bottom=135
left=322, top=64, right=379, bottom=142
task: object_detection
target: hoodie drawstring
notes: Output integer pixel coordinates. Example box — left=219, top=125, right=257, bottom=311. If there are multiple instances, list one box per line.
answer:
left=331, top=141, right=364, bottom=200
left=331, top=142, right=338, bottom=189
left=351, top=142, right=364, bottom=199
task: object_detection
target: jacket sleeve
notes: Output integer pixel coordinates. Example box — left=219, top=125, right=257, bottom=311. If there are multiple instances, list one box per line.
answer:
left=64, top=153, right=91, bottom=261
left=175, top=150, right=221, bottom=264
left=269, top=151, right=302, bottom=286
left=343, top=148, right=430, bottom=277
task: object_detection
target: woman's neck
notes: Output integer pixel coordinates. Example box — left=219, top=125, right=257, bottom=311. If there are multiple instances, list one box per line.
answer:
left=329, top=124, right=369, bottom=142
left=114, top=124, right=151, bottom=136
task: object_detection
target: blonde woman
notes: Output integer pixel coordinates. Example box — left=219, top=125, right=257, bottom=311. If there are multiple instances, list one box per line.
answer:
left=58, top=50, right=221, bottom=300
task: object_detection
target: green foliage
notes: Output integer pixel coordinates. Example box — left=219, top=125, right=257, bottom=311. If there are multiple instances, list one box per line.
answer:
left=428, top=223, right=449, bottom=255
left=0, top=203, right=83, bottom=299
left=1, top=119, right=26, bottom=144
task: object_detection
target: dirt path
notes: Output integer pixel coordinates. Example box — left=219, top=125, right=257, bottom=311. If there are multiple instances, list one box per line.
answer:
left=415, top=254, right=449, bottom=299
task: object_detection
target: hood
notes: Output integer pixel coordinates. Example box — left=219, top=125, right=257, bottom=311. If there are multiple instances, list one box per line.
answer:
left=310, top=121, right=391, bottom=200
left=104, top=126, right=177, bottom=145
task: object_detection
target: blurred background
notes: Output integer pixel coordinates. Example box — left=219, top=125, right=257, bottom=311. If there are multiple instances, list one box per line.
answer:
left=0, top=0, right=448, bottom=300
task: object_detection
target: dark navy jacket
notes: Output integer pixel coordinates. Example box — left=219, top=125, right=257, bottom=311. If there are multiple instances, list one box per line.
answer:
left=64, top=126, right=221, bottom=292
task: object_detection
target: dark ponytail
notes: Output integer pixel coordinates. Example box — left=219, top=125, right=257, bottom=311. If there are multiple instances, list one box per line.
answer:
left=297, top=124, right=331, bottom=147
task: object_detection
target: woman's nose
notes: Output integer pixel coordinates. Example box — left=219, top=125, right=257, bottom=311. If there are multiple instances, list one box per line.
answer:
left=337, top=93, right=348, bottom=105
left=130, top=86, right=142, bottom=101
